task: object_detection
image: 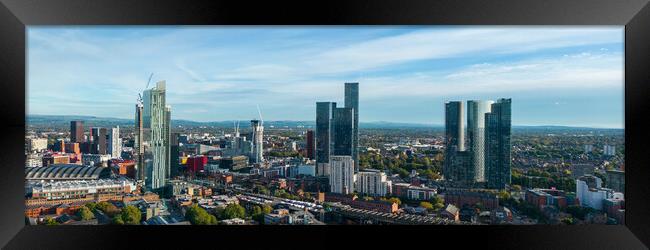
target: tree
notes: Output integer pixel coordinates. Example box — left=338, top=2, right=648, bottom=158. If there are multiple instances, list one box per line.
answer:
left=419, top=201, right=434, bottom=210
left=185, top=204, right=218, bottom=225
left=511, top=185, right=522, bottom=192
left=119, top=205, right=142, bottom=225
left=112, top=216, right=125, bottom=225
left=77, top=206, right=95, bottom=221
left=220, top=204, right=246, bottom=220
left=96, top=201, right=121, bottom=217
left=429, top=196, right=445, bottom=210
left=262, top=204, right=273, bottom=214
left=44, top=217, right=58, bottom=226
left=84, top=202, right=97, bottom=212
left=250, top=205, right=271, bottom=223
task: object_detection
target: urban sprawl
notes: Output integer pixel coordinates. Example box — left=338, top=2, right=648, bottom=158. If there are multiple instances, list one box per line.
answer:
left=25, top=82, right=625, bottom=226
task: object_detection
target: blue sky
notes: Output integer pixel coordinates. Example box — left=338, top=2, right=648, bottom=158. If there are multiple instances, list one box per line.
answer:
left=27, top=26, right=624, bottom=128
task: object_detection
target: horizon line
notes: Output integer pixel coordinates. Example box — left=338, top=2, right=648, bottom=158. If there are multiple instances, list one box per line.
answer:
left=27, top=114, right=624, bottom=130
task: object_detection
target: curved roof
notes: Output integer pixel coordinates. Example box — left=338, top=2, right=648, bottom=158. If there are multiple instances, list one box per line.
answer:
left=25, top=165, right=112, bottom=180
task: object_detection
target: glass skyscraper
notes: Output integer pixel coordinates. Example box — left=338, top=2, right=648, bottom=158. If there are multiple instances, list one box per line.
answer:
left=331, top=107, right=354, bottom=156
left=444, top=101, right=465, bottom=182
left=135, top=102, right=145, bottom=182
left=485, top=98, right=512, bottom=189
left=467, top=100, right=494, bottom=182
left=250, top=119, right=264, bottom=164
left=141, top=81, right=170, bottom=192
left=315, top=102, right=336, bottom=176
left=344, top=82, right=359, bottom=172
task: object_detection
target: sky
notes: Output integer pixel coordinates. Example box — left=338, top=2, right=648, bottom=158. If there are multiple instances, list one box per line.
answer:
left=27, top=26, right=624, bottom=128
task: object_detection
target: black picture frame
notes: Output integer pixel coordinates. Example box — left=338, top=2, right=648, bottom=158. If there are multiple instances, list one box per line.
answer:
left=1, top=0, right=649, bottom=249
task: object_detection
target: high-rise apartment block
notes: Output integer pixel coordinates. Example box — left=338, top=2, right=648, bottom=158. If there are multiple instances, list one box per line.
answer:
left=485, top=98, right=512, bottom=189
left=306, top=130, right=315, bottom=160
left=331, top=107, right=354, bottom=156
left=315, top=102, right=336, bottom=176
left=250, top=119, right=264, bottom=164
left=355, top=169, right=391, bottom=196
left=467, top=100, right=494, bottom=182
left=70, top=121, right=84, bottom=143
left=139, top=81, right=171, bottom=192
left=444, top=101, right=465, bottom=183
left=329, top=155, right=355, bottom=194
left=315, top=82, right=361, bottom=176
left=345, top=82, right=359, bottom=171
left=444, top=98, right=511, bottom=189
left=108, top=126, right=122, bottom=159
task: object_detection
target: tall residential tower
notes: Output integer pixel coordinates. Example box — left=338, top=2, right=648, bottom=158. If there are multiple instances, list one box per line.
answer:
left=345, top=82, right=359, bottom=171
left=485, top=98, right=512, bottom=189
left=467, top=100, right=494, bottom=182
left=140, top=81, right=171, bottom=192
left=315, top=102, right=336, bottom=176
left=250, top=119, right=264, bottom=164
left=444, top=101, right=465, bottom=182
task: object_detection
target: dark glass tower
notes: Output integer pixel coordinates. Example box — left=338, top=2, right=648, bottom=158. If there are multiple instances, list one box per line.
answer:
left=169, top=132, right=180, bottom=179
left=91, top=127, right=108, bottom=155
left=70, top=121, right=84, bottom=143
left=331, top=107, right=354, bottom=156
left=316, top=102, right=336, bottom=175
left=306, top=130, right=315, bottom=160
left=485, top=98, right=512, bottom=189
left=344, top=82, right=359, bottom=171
left=444, top=101, right=465, bottom=182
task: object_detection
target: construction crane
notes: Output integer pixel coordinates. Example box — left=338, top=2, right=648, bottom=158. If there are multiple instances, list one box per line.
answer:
left=137, top=73, right=154, bottom=102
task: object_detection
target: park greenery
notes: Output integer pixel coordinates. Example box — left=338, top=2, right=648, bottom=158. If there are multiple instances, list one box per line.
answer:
left=186, top=204, right=218, bottom=225
left=359, top=151, right=443, bottom=179
left=250, top=204, right=273, bottom=223
left=215, top=203, right=246, bottom=220
left=76, top=206, right=95, bottom=221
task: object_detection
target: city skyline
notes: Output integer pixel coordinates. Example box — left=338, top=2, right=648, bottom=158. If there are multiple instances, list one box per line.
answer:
left=28, top=26, right=624, bottom=128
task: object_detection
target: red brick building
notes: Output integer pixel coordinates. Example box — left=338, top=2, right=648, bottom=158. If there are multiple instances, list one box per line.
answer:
left=113, top=159, right=137, bottom=178
left=186, top=155, right=208, bottom=172
left=525, top=188, right=567, bottom=210
left=444, top=190, right=499, bottom=210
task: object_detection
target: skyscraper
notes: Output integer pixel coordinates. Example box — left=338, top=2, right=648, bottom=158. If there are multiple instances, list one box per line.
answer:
left=315, top=102, right=336, bottom=176
left=135, top=102, right=146, bottom=182
left=444, top=101, right=465, bottom=182
left=344, top=82, right=359, bottom=172
left=91, top=127, right=108, bottom=155
left=169, top=132, right=180, bottom=179
left=165, top=105, right=172, bottom=178
left=141, top=81, right=170, bottom=192
left=467, top=100, right=494, bottom=182
left=331, top=107, right=354, bottom=156
left=70, top=121, right=84, bottom=143
left=107, top=126, right=122, bottom=159
left=329, top=155, right=355, bottom=194
left=250, top=119, right=264, bottom=164
left=485, top=98, right=512, bottom=189
left=306, top=130, right=315, bottom=160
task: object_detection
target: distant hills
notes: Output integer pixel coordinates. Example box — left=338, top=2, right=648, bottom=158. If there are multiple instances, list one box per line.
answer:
left=27, top=115, right=622, bottom=130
